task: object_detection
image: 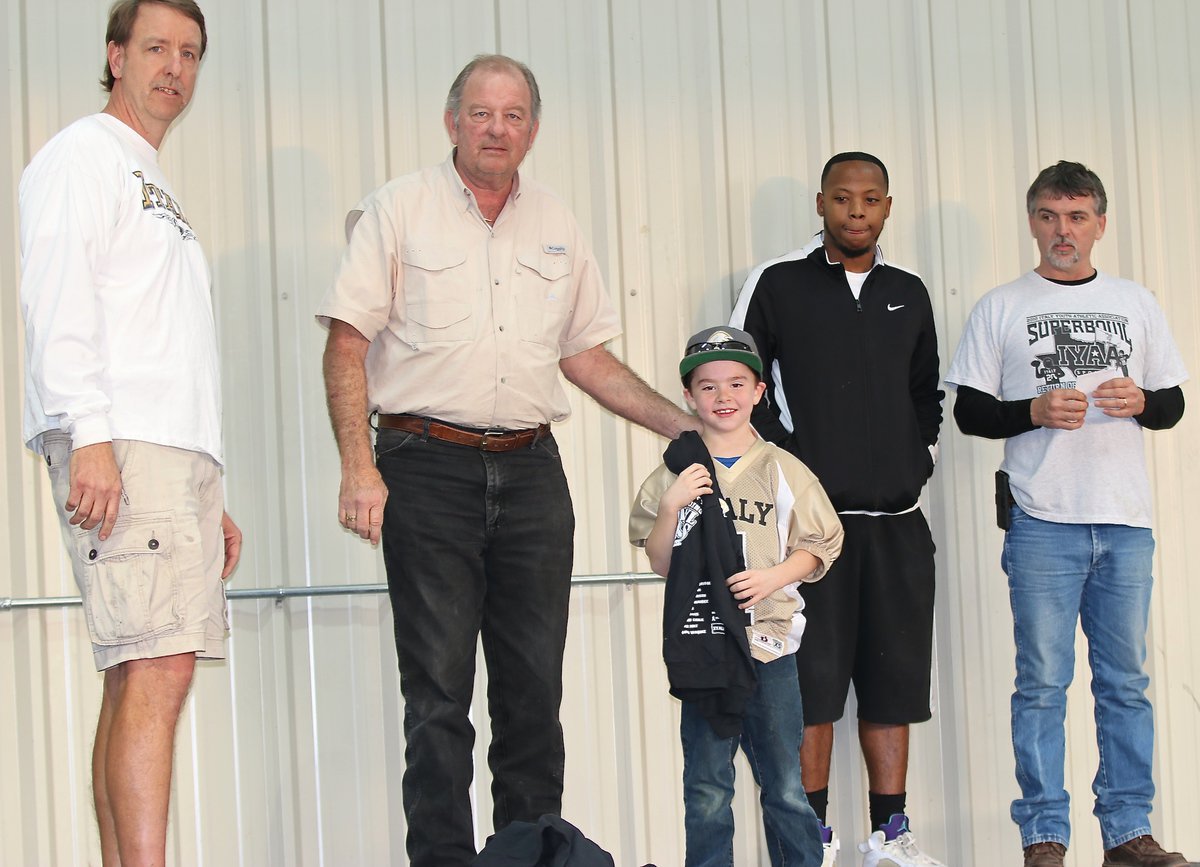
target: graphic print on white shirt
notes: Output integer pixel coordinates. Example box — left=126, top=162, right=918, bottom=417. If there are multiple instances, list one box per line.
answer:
left=1026, top=311, right=1131, bottom=392
left=133, top=169, right=196, bottom=241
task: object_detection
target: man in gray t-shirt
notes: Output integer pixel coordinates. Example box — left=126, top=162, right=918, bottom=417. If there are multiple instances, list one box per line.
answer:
left=946, top=162, right=1190, bottom=867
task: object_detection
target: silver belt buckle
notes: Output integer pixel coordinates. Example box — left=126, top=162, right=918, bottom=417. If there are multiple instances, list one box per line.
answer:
left=479, top=427, right=510, bottom=449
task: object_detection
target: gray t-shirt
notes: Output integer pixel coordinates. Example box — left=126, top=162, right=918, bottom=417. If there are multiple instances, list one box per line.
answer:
left=946, top=270, right=1188, bottom=528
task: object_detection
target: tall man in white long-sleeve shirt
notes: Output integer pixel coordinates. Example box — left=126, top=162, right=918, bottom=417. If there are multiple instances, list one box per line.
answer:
left=18, top=2, right=240, bottom=864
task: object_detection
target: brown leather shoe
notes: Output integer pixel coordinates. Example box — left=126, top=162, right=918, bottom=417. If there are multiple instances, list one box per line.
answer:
left=1024, top=841, right=1066, bottom=867
left=1102, top=835, right=1198, bottom=866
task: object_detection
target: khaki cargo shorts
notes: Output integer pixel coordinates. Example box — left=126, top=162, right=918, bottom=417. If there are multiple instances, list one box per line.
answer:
left=42, top=432, right=228, bottom=671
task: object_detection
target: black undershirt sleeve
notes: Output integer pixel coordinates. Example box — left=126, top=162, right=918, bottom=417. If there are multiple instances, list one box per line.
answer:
left=1135, top=385, right=1185, bottom=430
left=953, top=384, right=1185, bottom=437
left=952, top=385, right=1036, bottom=440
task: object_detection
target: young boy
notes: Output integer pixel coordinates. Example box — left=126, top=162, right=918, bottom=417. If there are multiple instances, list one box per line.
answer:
left=629, top=326, right=844, bottom=867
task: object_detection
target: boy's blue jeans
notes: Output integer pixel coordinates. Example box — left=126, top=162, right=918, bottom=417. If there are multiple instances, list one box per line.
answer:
left=1002, top=506, right=1157, bottom=851
left=680, top=655, right=824, bottom=866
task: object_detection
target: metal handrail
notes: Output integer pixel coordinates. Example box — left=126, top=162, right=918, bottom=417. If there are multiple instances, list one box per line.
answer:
left=0, top=572, right=663, bottom=611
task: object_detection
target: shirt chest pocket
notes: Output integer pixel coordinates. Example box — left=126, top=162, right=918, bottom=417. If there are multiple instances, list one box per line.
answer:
left=515, top=247, right=572, bottom=347
left=400, top=243, right=475, bottom=345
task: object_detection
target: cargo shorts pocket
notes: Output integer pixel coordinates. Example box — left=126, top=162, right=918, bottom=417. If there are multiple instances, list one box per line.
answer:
left=73, top=511, right=181, bottom=645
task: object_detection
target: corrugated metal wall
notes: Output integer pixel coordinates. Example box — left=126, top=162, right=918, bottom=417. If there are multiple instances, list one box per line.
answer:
left=2, top=1, right=1198, bottom=864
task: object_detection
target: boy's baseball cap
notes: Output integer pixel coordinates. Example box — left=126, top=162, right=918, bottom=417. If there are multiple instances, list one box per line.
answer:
left=679, top=326, right=763, bottom=380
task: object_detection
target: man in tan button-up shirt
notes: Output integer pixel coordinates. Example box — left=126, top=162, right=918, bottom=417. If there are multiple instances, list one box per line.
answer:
left=317, top=54, right=695, bottom=867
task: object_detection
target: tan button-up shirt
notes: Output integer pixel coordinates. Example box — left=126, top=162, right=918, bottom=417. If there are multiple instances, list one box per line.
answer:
left=317, top=153, right=621, bottom=429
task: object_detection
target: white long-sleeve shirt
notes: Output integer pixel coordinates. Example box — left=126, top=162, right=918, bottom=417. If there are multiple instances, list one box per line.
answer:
left=20, top=113, right=223, bottom=464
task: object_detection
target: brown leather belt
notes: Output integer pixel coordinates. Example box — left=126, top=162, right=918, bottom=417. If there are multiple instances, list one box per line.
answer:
left=376, top=414, right=550, bottom=452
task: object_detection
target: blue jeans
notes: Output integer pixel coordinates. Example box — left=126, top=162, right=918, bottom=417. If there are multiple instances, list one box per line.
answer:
left=376, top=429, right=575, bottom=867
left=680, top=655, right=824, bottom=867
left=1002, top=506, right=1156, bottom=851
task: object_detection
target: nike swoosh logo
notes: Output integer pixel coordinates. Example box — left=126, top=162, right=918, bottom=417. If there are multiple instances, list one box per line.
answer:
left=887, top=304, right=905, bottom=311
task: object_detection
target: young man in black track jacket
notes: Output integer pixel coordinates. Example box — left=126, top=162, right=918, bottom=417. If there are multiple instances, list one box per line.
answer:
left=730, top=152, right=945, bottom=867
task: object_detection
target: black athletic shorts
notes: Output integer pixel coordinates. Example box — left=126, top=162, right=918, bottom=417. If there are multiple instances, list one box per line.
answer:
left=795, top=510, right=935, bottom=725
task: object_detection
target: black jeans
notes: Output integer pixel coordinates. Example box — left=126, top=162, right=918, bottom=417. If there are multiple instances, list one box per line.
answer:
left=376, top=429, right=575, bottom=867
